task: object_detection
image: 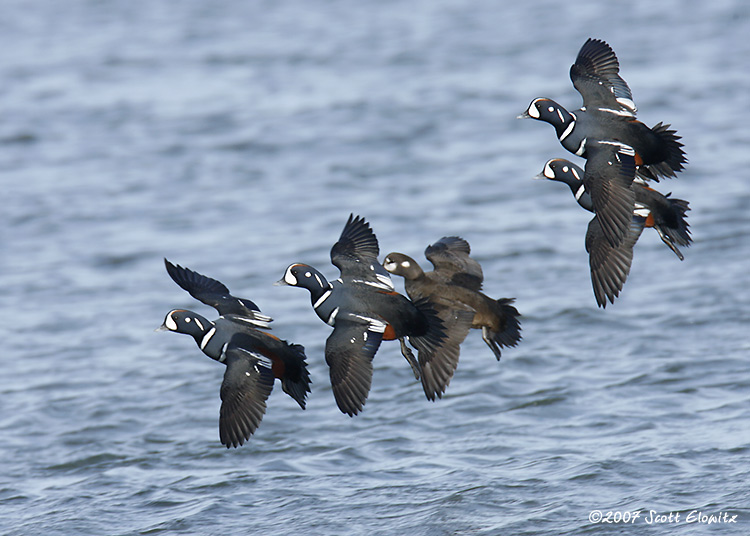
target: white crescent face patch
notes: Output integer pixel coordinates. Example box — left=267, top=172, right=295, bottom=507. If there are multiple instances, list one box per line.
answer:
left=527, top=100, right=541, bottom=119
left=283, top=265, right=298, bottom=286
left=543, top=161, right=556, bottom=179
left=165, top=312, right=179, bottom=331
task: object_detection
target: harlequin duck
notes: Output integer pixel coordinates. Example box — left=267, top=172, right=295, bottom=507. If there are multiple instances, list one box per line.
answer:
left=158, top=259, right=311, bottom=447
left=538, top=157, right=691, bottom=260
left=549, top=140, right=640, bottom=249
left=277, top=214, right=473, bottom=412
left=384, top=236, right=522, bottom=364
left=535, top=162, right=644, bottom=307
left=520, top=38, right=686, bottom=182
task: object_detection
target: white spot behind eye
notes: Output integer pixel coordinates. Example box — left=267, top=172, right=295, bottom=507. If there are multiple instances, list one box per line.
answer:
left=548, top=106, right=554, bottom=112
left=401, top=261, right=411, bottom=268
left=305, top=272, right=311, bottom=278
left=185, top=317, right=191, bottom=323
left=562, top=166, right=569, bottom=173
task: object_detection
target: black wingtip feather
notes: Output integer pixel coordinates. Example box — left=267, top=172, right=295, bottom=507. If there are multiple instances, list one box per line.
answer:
left=332, top=214, right=380, bottom=261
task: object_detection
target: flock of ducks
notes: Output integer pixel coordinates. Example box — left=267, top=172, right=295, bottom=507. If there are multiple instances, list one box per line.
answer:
left=159, top=38, right=690, bottom=447
left=522, top=38, right=690, bottom=306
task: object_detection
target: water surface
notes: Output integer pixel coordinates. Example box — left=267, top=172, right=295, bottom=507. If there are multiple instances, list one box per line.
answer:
left=2, top=1, right=750, bottom=534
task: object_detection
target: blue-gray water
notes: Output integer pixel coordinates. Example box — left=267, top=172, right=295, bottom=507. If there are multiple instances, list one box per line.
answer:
left=2, top=1, right=749, bottom=534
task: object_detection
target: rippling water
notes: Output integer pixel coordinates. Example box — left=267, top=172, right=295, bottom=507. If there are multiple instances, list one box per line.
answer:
left=3, top=1, right=750, bottom=534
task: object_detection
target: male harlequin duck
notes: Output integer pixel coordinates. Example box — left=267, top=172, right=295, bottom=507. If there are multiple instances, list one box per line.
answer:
left=277, top=214, right=473, bottom=413
left=566, top=140, right=641, bottom=250
left=384, top=236, right=522, bottom=365
left=537, top=149, right=691, bottom=307
left=520, top=38, right=686, bottom=182
left=158, top=259, right=311, bottom=448
left=538, top=156, right=691, bottom=260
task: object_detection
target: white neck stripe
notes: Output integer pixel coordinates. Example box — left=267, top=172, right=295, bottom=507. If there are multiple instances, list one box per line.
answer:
left=314, top=288, right=332, bottom=309
left=559, top=119, right=576, bottom=142
left=200, top=327, right=216, bottom=350
left=575, top=137, right=587, bottom=156
left=326, top=307, right=340, bottom=326
left=574, top=184, right=586, bottom=201
left=218, top=343, right=229, bottom=362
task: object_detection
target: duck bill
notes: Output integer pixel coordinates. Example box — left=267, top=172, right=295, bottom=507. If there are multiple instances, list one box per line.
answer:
left=273, top=278, right=289, bottom=286
left=155, top=324, right=169, bottom=332
left=532, top=172, right=548, bottom=180
left=517, top=110, right=531, bottom=119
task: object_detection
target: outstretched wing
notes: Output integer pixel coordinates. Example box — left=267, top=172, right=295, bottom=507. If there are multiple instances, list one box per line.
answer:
left=424, top=236, right=483, bottom=291
left=570, top=38, right=636, bottom=117
left=330, top=214, right=393, bottom=288
left=218, top=346, right=275, bottom=448
left=586, top=215, right=645, bottom=308
left=583, top=142, right=637, bottom=248
left=417, top=305, right=474, bottom=401
left=164, top=259, right=272, bottom=326
left=324, top=317, right=384, bottom=416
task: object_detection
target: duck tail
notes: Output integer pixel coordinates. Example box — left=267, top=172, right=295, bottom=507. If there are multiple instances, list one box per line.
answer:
left=279, top=342, right=312, bottom=409
left=489, top=298, right=523, bottom=351
left=660, top=194, right=692, bottom=248
left=638, top=122, right=687, bottom=181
